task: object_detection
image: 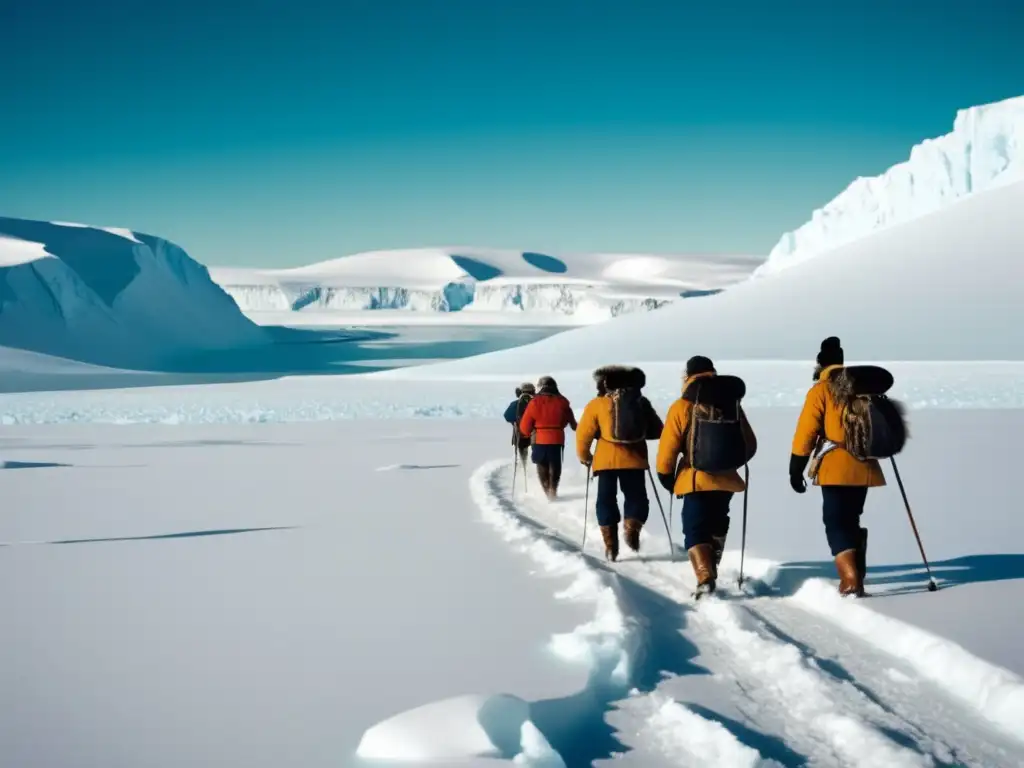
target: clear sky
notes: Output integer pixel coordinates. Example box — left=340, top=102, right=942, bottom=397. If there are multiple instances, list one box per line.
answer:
left=2, top=0, right=1022, bottom=268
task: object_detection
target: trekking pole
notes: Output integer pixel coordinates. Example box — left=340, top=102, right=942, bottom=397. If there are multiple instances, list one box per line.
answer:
left=890, top=457, right=938, bottom=592
left=737, top=464, right=749, bottom=589
left=581, top=464, right=592, bottom=551
left=646, top=466, right=676, bottom=560
left=512, top=442, right=520, bottom=501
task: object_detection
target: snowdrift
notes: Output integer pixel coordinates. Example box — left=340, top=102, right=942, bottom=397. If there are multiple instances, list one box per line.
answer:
left=411, top=177, right=1024, bottom=375
left=758, top=94, right=1024, bottom=276
left=0, top=218, right=266, bottom=369
left=210, top=248, right=759, bottom=325
left=355, top=693, right=565, bottom=765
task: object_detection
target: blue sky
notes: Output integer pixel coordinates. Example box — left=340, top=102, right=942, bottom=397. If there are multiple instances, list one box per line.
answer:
left=2, top=0, right=1022, bottom=268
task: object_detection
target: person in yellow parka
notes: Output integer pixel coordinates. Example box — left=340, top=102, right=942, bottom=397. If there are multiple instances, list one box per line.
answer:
left=576, top=365, right=664, bottom=561
left=655, top=356, right=756, bottom=594
left=789, top=336, right=884, bottom=598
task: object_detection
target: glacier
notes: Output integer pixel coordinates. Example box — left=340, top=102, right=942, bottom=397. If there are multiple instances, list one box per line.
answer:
left=756, top=94, right=1024, bottom=276
left=0, top=218, right=266, bottom=369
left=211, top=248, right=756, bottom=325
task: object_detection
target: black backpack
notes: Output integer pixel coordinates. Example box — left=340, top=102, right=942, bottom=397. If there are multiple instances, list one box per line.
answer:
left=829, top=365, right=908, bottom=460
left=682, top=374, right=755, bottom=473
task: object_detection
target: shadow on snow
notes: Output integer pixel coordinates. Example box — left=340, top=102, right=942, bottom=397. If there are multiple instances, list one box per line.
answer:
left=755, top=553, right=1024, bottom=598
left=505, top=499, right=807, bottom=766
left=0, top=526, right=297, bottom=547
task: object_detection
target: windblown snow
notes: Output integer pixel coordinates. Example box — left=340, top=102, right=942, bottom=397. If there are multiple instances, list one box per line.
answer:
left=406, top=176, right=1024, bottom=375
left=210, top=248, right=759, bottom=326
left=757, top=94, right=1024, bottom=276
left=0, top=218, right=266, bottom=369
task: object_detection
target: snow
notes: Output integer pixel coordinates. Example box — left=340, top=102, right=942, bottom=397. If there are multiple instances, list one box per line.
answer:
left=756, top=94, right=1024, bottom=276
left=407, top=177, right=1024, bottom=372
left=355, top=693, right=564, bottom=765
left=209, top=248, right=759, bottom=326
left=790, top=579, right=1024, bottom=742
left=6, top=359, right=1024, bottom=424
left=0, top=218, right=266, bottom=369
left=3, top=388, right=1024, bottom=766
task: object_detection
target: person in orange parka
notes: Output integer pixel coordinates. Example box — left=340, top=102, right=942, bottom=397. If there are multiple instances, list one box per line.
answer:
left=519, top=375, right=577, bottom=499
left=789, top=336, right=885, bottom=598
left=576, top=365, right=664, bottom=561
left=655, top=356, right=756, bottom=594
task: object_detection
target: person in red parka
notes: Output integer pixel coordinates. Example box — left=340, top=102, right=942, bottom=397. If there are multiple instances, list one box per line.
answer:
left=519, top=375, right=578, bottom=499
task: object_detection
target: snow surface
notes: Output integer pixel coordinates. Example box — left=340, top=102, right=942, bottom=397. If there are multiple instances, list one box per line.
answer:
left=355, top=693, right=564, bottom=765
left=404, top=177, right=1024, bottom=372
left=6, top=359, right=1024, bottom=423
left=2, top=396, right=1023, bottom=765
left=0, top=218, right=266, bottom=369
left=210, top=248, right=759, bottom=326
left=757, top=94, right=1024, bottom=276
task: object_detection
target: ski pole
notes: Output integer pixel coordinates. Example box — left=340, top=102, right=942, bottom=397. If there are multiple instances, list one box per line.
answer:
left=890, top=457, right=938, bottom=592
left=738, top=464, right=749, bottom=589
left=647, top=466, right=676, bottom=560
left=511, top=429, right=519, bottom=500
left=581, top=463, right=592, bottom=551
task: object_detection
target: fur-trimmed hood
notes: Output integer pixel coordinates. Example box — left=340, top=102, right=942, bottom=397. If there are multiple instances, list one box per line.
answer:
left=593, top=365, right=646, bottom=392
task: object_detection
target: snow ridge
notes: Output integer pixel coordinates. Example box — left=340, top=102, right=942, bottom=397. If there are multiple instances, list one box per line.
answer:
left=757, top=94, right=1024, bottom=275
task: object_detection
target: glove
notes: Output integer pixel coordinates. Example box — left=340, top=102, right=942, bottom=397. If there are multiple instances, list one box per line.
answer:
left=789, top=453, right=809, bottom=494
left=580, top=451, right=593, bottom=467
left=657, top=472, right=675, bottom=493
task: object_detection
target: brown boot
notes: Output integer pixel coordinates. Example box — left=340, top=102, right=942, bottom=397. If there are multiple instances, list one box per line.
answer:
left=600, top=524, right=619, bottom=562
left=548, top=462, right=562, bottom=499
left=711, top=534, right=727, bottom=566
left=688, top=543, right=716, bottom=595
left=623, top=518, right=642, bottom=552
left=536, top=464, right=551, bottom=497
left=834, top=548, right=864, bottom=597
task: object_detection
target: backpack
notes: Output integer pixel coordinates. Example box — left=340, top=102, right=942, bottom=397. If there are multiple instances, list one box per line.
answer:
left=682, top=374, right=755, bottom=473
left=829, top=366, right=908, bottom=461
left=605, top=387, right=649, bottom=444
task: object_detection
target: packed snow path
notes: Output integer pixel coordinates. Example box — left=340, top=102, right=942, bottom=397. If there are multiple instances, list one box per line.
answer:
left=473, top=459, right=1024, bottom=768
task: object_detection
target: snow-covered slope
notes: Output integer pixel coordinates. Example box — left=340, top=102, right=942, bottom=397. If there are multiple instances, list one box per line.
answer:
left=407, top=177, right=1024, bottom=375
left=757, top=94, right=1024, bottom=276
left=0, top=218, right=266, bottom=368
left=210, top=249, right=759, bottom=326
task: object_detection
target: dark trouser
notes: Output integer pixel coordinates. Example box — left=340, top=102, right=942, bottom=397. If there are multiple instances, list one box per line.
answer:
left=595, top=469, right=648, bottom=526
left=821, top=486, right=868, bottom=556
left=531, top=444, right=564, bottom=489
left=681, top=491, right=733, bottom=551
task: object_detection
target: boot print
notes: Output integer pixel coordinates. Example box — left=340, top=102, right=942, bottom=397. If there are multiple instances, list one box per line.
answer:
left=600, top=524, right=619, bottom=562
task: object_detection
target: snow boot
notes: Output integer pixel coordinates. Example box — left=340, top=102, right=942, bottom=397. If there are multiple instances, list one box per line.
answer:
left=834, top=548, right=864, bottom=597
left=600, top=524, right=619, bottom=562
left=856, top=527, right=868, bottom=586
left=688, top=543, right=716, bottom=596
left=536, top=464, right=552, bottom=498
left=623, top=518, right=642, bottom=553
left=548, top=461, right=562, bottom=499
left=711, top=534, right=727, bottom=567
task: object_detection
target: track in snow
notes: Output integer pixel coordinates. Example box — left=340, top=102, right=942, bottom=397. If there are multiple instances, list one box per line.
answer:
left=472, top=458, right=1024, bottom=768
